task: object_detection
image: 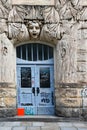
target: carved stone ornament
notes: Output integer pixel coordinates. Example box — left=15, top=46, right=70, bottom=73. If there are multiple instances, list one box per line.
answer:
left=7, top=5, right=61, bottom=44
left=0, top=0, right=84, bottom=44
left=28, top=20, right=42, bottom=39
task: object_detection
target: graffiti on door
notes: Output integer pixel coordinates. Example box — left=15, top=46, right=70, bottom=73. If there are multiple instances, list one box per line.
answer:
left=25, top=107, right=34, bottom=115
left=39, top=92, right=52, bottom=105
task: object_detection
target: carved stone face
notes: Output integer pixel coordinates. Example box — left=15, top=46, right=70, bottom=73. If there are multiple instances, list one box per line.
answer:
left=28, top=21, right=40, bottom=39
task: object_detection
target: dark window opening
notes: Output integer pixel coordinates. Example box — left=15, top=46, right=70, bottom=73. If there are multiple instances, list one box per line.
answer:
left=16, top=43, right=53, bottom=61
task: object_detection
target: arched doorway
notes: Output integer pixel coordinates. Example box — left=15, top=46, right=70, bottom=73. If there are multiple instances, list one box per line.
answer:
left=16, top=43, right=54, bottom=115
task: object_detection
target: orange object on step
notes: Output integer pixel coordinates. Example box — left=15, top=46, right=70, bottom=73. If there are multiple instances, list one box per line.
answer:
left=17, top=108, right=24, bottom=116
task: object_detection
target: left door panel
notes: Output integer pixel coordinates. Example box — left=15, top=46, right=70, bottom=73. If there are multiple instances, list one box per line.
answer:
left=17, top=66, right=36, bottom=115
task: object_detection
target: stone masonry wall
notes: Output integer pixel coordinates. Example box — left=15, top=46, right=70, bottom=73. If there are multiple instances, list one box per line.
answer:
left=0, top=0, right=87, bottom=118
left=55, top=0, right=87, bottom=118
left=0, top=33, right=16, bottom=117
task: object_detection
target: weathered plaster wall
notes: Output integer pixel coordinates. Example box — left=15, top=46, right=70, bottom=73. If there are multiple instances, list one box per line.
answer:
left=0, top=0, right=87, bottom=118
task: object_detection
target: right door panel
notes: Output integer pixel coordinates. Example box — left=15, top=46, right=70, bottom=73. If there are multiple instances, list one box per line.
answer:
left=36, top=65, right=55, bottom=115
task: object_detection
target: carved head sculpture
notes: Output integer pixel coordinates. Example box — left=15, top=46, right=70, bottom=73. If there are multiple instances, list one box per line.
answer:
left=28, top=20, right=42, bottom=39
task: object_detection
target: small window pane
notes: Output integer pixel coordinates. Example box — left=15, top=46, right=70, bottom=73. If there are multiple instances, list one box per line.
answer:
left=27, top=44, right=32, bottom=61
left=21, top=67, right=31, bottom=88
left=49, top=47, right=53, bottom=59
left=22, top=45, right=26, bottom=60
left=44, top=45, right=48, bottom=60
left=16, top=43, right=53, bottom=61
left=33, top=44, right=37, bottom=61
left=40, top=67, right=50, bottom=88
left=16, top=46, right=21, bottom=58
left=38, top=44, right=42, bottom=60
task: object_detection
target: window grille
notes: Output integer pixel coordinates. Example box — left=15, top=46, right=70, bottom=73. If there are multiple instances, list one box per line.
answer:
left=16, top=43, right=53, bottom=61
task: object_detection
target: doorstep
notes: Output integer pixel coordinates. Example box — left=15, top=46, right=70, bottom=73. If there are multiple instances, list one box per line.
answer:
left=0, top=115, right=83, bottom=122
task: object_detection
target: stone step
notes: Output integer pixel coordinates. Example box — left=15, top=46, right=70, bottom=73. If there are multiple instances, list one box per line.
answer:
left=0, top=115, right=83, bottom=122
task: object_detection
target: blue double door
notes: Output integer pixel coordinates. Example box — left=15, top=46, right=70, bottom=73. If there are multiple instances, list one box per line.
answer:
left=17, top=64, right=54, bottom=115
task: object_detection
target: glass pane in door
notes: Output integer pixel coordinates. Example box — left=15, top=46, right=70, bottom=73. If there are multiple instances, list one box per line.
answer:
left=40, top=67, right=50, bottom=88
left=21, top=67, right=31, bottom=88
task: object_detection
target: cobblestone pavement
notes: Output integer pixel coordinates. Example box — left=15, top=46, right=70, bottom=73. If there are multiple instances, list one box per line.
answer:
left=0, top=121, right=87, bottom=130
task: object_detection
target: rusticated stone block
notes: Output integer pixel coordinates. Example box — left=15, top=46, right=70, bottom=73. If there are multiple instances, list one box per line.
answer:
left=55, top=87, right=81, bottom=98
left=55, top=107, right=82, bottom=117
left=77, top=40, right=87, bottom=50
left=81, top=29, right=87, bottom=39
left=77, top=72, right=87, bottom=83
left=0, top=84, right=16, bottom=109
left=56, top=83, right=82, bottom=88
left=77, top=52, right=87, bottom=61
left=0, top=83, right=16, bottom=88
left=4, top=98, right=16, bottom=108
left=0, top=88, right=16, bottom=98
left=0, top=108, right=17, bottom=117
left=0, top=97, right=16, bottom=108
left=77, top=62, right=87, bottom=73
left=56, top=98, right=82, bottom=107
left=81, top=109, right=87, bottom=120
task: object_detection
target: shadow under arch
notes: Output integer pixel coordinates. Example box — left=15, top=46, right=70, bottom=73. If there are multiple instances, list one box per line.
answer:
left=14, top=40, right=56, bottom=48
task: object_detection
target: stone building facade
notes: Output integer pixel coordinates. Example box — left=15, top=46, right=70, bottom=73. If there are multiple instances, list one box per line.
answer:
left=0, top=0, right=87, bottom=118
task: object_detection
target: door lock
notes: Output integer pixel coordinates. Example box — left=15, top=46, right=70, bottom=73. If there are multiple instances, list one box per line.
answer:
left=37, top=87, right=40, bottom=96
left=32, top=87, right=35, bottom=96
left=32, top=87, right=40, bottom=96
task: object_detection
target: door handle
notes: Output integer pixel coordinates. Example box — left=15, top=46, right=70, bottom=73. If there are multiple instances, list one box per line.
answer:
left=37, top=87, right=40, bottom=96
left=32, top=87, right=35, bottom=96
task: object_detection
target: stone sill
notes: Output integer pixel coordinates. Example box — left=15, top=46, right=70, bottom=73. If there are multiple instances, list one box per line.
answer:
left=0, top=116, right=83, bottom=122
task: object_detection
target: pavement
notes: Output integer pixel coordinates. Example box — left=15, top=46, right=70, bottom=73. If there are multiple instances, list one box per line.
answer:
left=0, top=116, right=87, bottom=130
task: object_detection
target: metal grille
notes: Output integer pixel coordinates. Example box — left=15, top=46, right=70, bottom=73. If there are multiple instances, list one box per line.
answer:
left=16, top=43, right=53, bottom=61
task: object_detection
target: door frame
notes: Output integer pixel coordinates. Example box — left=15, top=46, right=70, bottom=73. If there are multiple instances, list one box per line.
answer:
left=16, top=42, right=55, bottom=115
